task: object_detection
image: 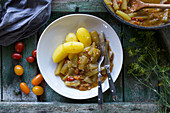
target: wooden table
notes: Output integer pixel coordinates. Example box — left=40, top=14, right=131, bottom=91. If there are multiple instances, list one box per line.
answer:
left=0, top=0, right=169, bottom=112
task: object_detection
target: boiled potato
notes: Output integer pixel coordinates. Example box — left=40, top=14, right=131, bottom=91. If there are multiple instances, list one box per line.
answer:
left=52, top=44, right=68, bottom=63
left=63, top=42, right=84, bottom=53
left=76, top=27, right=92, bottom=47
left=65, top=33, right=78, bottom=42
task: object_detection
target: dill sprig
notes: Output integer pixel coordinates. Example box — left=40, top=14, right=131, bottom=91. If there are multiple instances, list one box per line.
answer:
left=127, top=31, right=170, bottom=113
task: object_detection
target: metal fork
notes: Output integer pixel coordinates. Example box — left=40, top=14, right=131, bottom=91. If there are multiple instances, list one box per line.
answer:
left=101, top=31, right=117, bottom=101
left=97, top=32, right=105, bottom=108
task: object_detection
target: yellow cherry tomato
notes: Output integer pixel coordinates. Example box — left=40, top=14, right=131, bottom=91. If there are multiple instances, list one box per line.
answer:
left=76, top=27, right=92, bottom=47
left=32, top=86, right=44, bottom=95
left=14, top=65, right=24, bottom=76
left=31, top=74, right=44, bottom=86
left=65, top=33, right=78, bottom=42
left=52, top=44, right=68, bottom=63
left=20, top=82, right=30, bottom=94
left=63, top=42, right=84, bottom=53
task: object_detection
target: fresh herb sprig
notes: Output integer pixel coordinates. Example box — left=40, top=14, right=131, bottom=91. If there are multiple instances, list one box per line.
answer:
left=127, top=31, right=170, bottom=113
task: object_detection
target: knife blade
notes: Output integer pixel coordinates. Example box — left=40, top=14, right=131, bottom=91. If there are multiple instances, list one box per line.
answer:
left=102, top=31, right=117, bottom=101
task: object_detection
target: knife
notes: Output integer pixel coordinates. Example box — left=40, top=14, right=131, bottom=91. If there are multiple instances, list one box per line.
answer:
left=101, top=31, right=117, bottom=101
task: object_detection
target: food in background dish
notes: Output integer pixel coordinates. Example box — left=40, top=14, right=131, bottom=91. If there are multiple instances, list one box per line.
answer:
left=52, top=28, right=114, bottom=91
left=104, top=0, right=170, bottom=27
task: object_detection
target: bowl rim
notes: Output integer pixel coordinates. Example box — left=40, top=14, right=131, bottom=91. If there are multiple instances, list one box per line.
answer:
left=102, top=0, right=170, bottom=30
left=37, top=13, right=123, bottom=99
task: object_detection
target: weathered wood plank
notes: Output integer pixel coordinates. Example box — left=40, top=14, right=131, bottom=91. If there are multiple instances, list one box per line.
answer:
left=52, top=0, right=107, bottom=12
left=40, top=12, right=123, bottom=102
left=20, top=36, right=38, bottom=101
left=2, top=0, right=107, bottom=12
left=158, top=27, right=170, bottom=104
left=159, top=26, right=170, bottom=57
left=0, top=102, right=158, bottom=113
left=2, top=36, right=37, bottom=101
left=122, top=25, right=158, bottom=102
left=2, top=44, right=22, bottom=101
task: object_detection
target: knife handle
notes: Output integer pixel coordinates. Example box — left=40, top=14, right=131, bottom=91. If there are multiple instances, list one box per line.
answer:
left=98, top=77, right=103, bottom=105
left=107, top=72, right=117, bottom=101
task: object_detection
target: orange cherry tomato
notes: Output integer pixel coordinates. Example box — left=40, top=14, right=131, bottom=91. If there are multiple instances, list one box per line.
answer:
left=31, top=74, right=44, bottom=86
left=20, top=82, right=30, bottom=94
left=14, top=65, right=24, bottom=76
left=32, top=86, right=44, bottom=96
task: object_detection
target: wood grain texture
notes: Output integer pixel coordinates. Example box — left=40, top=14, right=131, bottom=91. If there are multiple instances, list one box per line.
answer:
left=20, top=36, right=38, bottom=101
left=52, top=0, right=107, bottom=12
left=0, top=0, right=165, bottom=106
left=2, top=36, right=37, bottom=101
left=0, top=102, right=158, bottom=113
left=159, top=26, right=170, bottom=56
left=158, top=26, right=170, bottom=103
left=2, top=44, right=22, bottom=101
left=39, top=12, right=123, bottom=102
left=122, top=25, right=158, bottom=102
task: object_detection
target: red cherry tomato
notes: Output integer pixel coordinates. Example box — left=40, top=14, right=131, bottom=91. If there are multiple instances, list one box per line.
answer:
left=12, top=53, right=22, bottom=60
left=26, top=56, right=35, bottom=63
left=15, top=42, right=24, bottom=53
left=32, top=49, right=37, bottom=58
left=66, top=76, right=75, bottom=81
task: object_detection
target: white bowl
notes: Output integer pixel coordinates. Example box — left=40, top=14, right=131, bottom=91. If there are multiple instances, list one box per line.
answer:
left=37, top=14, right=123, bottom=99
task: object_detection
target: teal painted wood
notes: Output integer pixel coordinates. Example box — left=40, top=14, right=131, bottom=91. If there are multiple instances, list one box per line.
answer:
left=0, top=102, right=158, bottom=113
left=2, top=44, right=22, bottom=101
left=2, top=36, right=37, bottom=101
left=52, top=0, right=107, bottom=12
left=158, top=27, right=170, bottom=104
left=1, top=0, right=106, bottom=12
left=159, top=26, right=170, bottom=57
left=20, top=36, right=38, bottom=101
left=0, top=0, right=166, bottom=105
left=39, top=12, right=123, bottom=102
left=122, top=25, right=158, bottom=102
